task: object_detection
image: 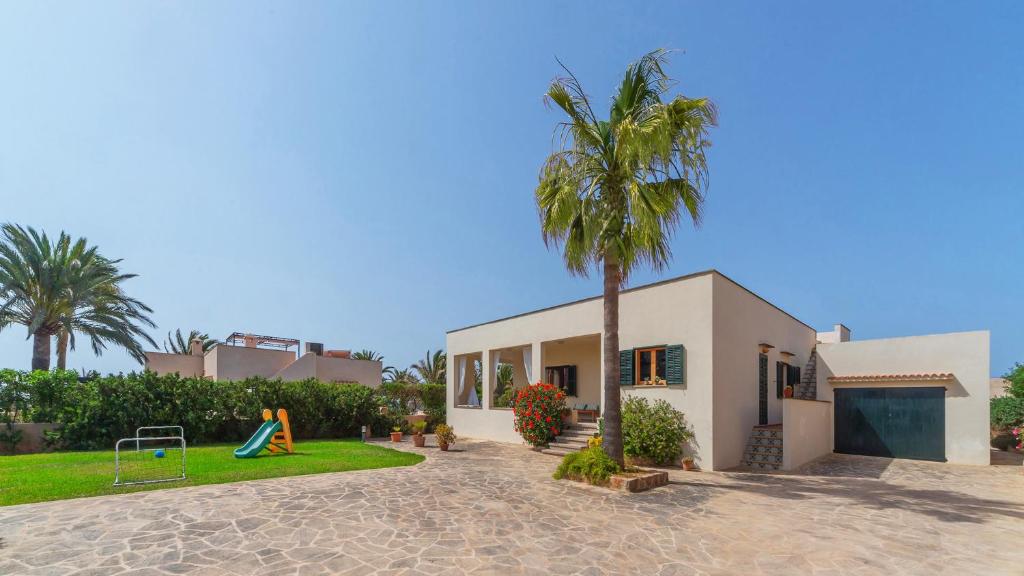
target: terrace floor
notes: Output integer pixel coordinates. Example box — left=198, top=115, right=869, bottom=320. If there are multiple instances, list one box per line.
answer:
left=1, top=438, right=1022, bottom=575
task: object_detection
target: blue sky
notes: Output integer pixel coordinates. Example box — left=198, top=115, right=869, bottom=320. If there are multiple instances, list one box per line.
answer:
left=0, top=2, right=1020, bottom=376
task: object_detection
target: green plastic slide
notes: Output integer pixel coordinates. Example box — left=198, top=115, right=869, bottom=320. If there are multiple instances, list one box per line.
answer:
left=234, top=419, right=283, bottom=458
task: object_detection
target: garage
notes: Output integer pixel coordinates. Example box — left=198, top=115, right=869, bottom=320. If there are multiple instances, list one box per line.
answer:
left=834, top=386, right=945, bottom=462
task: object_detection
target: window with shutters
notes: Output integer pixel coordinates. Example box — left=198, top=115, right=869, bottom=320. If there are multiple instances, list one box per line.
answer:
left=622, top=345, right=684, bottom=386
left=545, top=365, right=577, bottom=397
left=635, top=347, right=667, bottom=385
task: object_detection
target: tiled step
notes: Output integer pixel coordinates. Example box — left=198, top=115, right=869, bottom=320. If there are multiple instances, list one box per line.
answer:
left=740, top=425, right=784, bottom=470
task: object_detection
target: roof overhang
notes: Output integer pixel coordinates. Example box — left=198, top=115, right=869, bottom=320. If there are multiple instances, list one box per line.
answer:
left=828, top=373, right=954, bottom=385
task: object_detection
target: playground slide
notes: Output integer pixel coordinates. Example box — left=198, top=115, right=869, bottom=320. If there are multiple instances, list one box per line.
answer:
left=233, top=419, right=283, bottom=458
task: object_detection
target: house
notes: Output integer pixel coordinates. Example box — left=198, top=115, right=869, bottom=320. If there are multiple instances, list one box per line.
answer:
left=144, top=332, right=382, bottom=388
left=445, top=270, right=989, bottom=470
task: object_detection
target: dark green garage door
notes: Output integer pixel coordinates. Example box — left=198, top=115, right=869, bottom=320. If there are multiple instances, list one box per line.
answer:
left=834, top=387, right=945, bottom=462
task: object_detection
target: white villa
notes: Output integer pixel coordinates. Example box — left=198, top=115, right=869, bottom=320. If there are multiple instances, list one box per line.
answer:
left=446, top=270, right=990, bottom=471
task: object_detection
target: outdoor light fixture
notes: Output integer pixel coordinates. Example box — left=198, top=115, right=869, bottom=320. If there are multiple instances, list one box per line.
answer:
left=758, top=342, right=775, bottom=354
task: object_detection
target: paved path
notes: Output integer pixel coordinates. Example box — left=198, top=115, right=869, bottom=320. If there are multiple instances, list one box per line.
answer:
left=1, top=438, right=1022, bottom=575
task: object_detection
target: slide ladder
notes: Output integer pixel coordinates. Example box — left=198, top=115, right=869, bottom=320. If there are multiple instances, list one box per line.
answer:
left=234, top=408, right=294, bottom=458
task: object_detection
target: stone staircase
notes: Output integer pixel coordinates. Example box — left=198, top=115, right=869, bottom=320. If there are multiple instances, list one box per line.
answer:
left=740, top=424, right=783, bottom=470
left=793, top=349, right=818, bottom=400
left=541, top=422, right=599, bottom=457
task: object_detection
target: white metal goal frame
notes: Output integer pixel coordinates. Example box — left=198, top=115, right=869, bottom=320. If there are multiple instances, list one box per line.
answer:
left=114, top=426, right=187, bottom=486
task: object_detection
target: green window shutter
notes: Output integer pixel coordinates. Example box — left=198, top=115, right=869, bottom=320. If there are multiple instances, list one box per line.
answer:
left=666, top=345, right=685, bottom=385
left=619, top=349, right=633, bottom=386
left=567, top=365, right=577, bottom=397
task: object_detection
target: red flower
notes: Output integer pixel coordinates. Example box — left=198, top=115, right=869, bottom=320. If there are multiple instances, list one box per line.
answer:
left=545, top=415, right=552, bottom=423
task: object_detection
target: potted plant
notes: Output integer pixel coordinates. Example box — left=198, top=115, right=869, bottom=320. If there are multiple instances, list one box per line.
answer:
left=783, top=385, right=794, bottom=398
left=411, top=421, right=427, bottom=447
left=682, top=457, right=697, bottom=471
left=390, top=426, right=403, bottom=443
left=434, top=424, right=456, bottom=451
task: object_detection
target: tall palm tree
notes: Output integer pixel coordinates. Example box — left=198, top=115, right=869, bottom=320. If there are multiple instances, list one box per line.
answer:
left=0, top=224, right=157, bottom=370
left=352, top=349, right=384, bottom=362
left=412, top=349, right=446, bottom=384
left=163, top=329, right=218, bottom=355
left=535, top=50, right=716, bottom=465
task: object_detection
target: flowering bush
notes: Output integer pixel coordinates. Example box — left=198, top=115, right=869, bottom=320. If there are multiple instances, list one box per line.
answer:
left=513, top=382, right=566, bottom=446
left=1015, top=427, right=1023, bottom=451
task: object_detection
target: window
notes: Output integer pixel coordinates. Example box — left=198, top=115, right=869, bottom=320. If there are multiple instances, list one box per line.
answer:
left=635, top=347, right=667, bottom=385
left=545, top=365, right=577, bottom=396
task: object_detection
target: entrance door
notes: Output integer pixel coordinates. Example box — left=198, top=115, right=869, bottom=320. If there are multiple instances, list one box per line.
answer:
left=834, top=387, right=945, bottom=461
left=758, top=354, right=768, bottom=425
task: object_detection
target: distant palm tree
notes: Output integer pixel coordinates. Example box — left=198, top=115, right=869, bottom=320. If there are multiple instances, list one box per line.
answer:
left=352, top=349, right=384, bottom=362
left=163, top=329, right=219, bottom=355
left=535, top=49, right=716, bottom=465
left=383, top=366, right=420, bottom=385
left=0, top=224, right=157, bottom=370
left=412, top=349, right=446, bottom=384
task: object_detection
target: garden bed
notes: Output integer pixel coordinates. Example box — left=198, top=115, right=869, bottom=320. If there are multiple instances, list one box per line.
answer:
left=608, top=469, right=669, bottom=492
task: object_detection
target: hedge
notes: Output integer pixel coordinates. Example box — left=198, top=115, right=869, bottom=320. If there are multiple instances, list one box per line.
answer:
left=0, top=369, right=432, bottom=451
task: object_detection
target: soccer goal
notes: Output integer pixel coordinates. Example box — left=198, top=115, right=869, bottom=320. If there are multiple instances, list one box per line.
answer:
left=114, top=426, right=187, bottom=486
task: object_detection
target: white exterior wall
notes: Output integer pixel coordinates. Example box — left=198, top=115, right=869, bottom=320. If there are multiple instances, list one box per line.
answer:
left=816, top=331, right=990, bottom=465
left=711, top=274, right=818, bottom=470
left=781, top=399, right=833, bottom=470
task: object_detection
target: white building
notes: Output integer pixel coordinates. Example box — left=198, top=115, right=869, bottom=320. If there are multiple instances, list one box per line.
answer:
left=446, top=270, right=989, bottom=470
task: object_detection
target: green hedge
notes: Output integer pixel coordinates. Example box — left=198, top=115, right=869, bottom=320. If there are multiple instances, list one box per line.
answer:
left=0, top=370, right=399, bottom=451
left=991, top=396, right=1024, bottom=430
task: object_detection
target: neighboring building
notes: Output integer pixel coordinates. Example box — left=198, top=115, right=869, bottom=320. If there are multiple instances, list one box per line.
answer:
left=991, top=377, right=1010, bottom=398
left=446, top=270, right=990, bottom=470
left=144, top=332, right=382, bottom=388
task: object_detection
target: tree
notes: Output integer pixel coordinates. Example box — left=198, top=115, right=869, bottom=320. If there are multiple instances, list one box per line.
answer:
left=352, top=349, right=384, bottom=362
left=412, top=349, right=446, bottom=384
left=534, top=50, right=716, bottom=465
left=383, top=366, right=420, bottom=385
left=0, top=224, right=157, bottom=370
left=163, top=329, right=219, bottom=355
left=1004, top=363, right=1024, bottom=399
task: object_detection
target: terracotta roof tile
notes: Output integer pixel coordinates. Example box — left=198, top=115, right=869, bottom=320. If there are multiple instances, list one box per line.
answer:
left=828, top=373, right=954, bottom=384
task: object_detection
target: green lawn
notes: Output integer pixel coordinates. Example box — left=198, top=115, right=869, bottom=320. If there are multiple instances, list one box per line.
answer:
left=0, top=439, right=424, bottom=506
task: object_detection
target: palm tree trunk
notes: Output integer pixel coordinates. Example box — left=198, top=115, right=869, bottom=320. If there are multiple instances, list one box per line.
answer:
left=602, top=255, right=624, bottom=466
left=31, top=331, right=51, bottom=371
left=56, top=330, right=68, bottom=370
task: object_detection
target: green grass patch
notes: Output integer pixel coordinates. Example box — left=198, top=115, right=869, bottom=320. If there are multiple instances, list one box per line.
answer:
left=0, top=439, right=424, bottom=506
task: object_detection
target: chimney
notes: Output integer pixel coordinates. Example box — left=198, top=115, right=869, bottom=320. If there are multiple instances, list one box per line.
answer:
left=243, top=334, right=258, bottom=348
left=836, top=323, right=851, bottom=342
left=817, top=324, right=852, bottom=344
left=305, top=342, right=324, bottom=356
left=190, top=338, right=204, bottom=356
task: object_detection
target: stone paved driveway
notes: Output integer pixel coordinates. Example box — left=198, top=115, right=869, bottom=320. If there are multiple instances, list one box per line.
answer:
left=1, top=438, right=1022, bottom=575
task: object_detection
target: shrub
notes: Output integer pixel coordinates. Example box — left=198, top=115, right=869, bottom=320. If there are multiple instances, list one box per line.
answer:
left=991, top=396, right=1024, bottom=430
left=495, top=385, right=517, bottom=408
left=992, top=431, right=1017, bottom=451
left=552, top=447, right=622, bottom=485
left=621, top=396, right=693, bottom=465
left=434, top=423, right=456, bottom=446
left=0, top=370, right=383, bottom=450
left=512, top=382, right=566, bottom=446
left=417, top=383, right=447, bottom=431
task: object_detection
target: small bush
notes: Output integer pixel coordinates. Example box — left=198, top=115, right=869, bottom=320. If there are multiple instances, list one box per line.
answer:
left=992, top=431, right=1017, bottom=451
left=434, top=423, right=456, bottom=446
left=622, top=396, right=693, bottom=465
left=991, top=396, right=1024, bottom=430
left=512, top=382, right=566, bottom=446
left=553, top=447, right=622, bottom=485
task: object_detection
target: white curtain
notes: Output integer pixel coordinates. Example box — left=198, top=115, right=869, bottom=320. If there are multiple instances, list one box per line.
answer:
left=523, top=346, right=533, bottom=384
left=457, top=357, right=467, bottom=399
left=468, top=359, right=480, bottom=407
left=492, top=350, right=502, bottom=392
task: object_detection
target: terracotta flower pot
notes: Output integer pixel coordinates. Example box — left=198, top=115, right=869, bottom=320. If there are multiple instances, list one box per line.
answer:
left=438, top=441, right=449, bottom=451
left=682, top=459, right=697, bottom=471
left=783, top=386, right=794, bottom=398
left=390, top=432, right=402, bottom=442
left=413, top=434, right=426, bottom=447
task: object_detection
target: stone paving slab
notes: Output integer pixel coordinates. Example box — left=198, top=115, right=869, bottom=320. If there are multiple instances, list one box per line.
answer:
left=1, top=437, right=1022, bottom=575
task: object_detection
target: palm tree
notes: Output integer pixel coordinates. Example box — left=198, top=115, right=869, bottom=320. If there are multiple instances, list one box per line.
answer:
left=352, top=349, right=384, bottom=362
left=163, top=329, right=219, bottom=355
left=0, top=224, right=157, bottom=370
left=412, top=349, right=446, bottom=384
left=535, top=50, right=716, bottom=465
left=383, top=366, right=420, bottom=385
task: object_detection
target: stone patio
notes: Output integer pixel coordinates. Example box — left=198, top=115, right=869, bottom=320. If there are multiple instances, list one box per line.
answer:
left=1, top=438, right=1022, bottom=575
